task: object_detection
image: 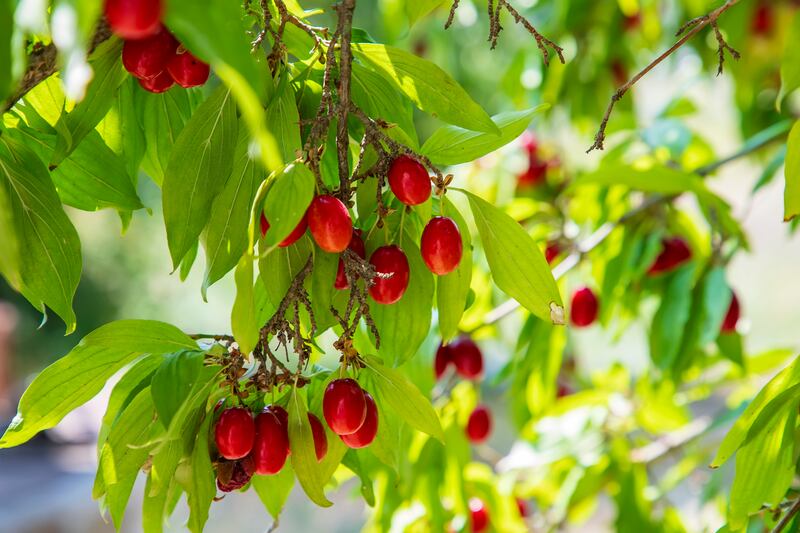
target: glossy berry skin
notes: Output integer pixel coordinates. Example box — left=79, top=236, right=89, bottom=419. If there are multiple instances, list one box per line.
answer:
left=122, top=28, right=177, bottom=80
left=721, top=292, right=740, bottom=334
left=167, top=49, right=211, bottom=88
left=214, top=407, right=255, bottom=460
left=308, top=195, right=353, bottom=253
left=648, top=237, right=692, bottom=275
left=466, top=405, right=492, bottom=444
left=308, top=413, right=328, bottom=461
left=545, top=242, right=561, bottom=264
left=420, top=217, right=463, bottom=275
left=138, top=70, right=174, bottom=93
left=368, top=245, right=410, bottom=304
left=388, top=155, right=431, bottom=206
left=449, top=336, right=483, bottom=379
left=323, top=378, right=367, bottom=435
left=266, top=405, right=289, bottom=428
left=105, top=0, right=162, bottom=39
left=335, top=229, right=366, bottom=290
left=341, top=393, right=379, bottom=449
left=469, top=498, right=490, bottom=533
left=252, top=409, right=289, bottom=475
left=434, top=343, right=452, bottom=380
left=571, top=287, right=599, bottom=328
left=260, top=212, right=308, bottom=247
left=516, top=498, right=530, bottom=518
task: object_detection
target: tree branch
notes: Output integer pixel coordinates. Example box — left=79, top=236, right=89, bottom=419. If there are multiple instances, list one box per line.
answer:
left=335, top=0, right=356, bottom=198
left=587, top=0, right=740, bottom=153
left=772, top=498, right=800, bottom=533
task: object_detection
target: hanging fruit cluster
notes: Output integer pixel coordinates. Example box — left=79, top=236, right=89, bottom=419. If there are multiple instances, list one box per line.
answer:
left=105, top=0, right=210, bottom=93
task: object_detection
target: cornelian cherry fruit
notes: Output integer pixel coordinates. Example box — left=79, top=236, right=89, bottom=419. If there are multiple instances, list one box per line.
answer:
left=252, top=409, right=289, bottom=475
left=648, top=237, right=692, bottom=275
left=368, top=245, right=410, bottom=304
left=420, top=216, right=463, bottom=275
left=449, top=336, right=483, bottom=379
left=340, top=392, right=379, bottom=449
left=388, top=155, right=431, bottom=206
left=260, top=212, right=308, bottom=247
left=721, top=291, right=740, bottom=334
left=469, top=498, right=490, bottom=533
left=138, top=70, right=174, bottom=93
left=545, top=242, right=561, bottom=264
left=434, top=342, right=452, bottom=380
left=335, top=229, right=366, bottom=290
left=122, top=27, right=177, bottom=80
left=571, top=287, right=599, bottom=328
left=308, top=195, right=353, bottom=253
left=466, top=405, right=492, bottom=444
left=516, top=498, right=530, bottom=517
left=167, top=48, right=211, bottom=88
left=214, top=407, right=255, bottom=460
left=308, top=413, right=328, bottom=461
left=323, top=378, right=367, bottom=435
left=105, top=0, right=163, bottom=39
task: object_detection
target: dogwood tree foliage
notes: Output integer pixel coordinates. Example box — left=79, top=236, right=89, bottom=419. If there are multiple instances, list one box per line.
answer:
left=0, top=0, right=799, bottom=531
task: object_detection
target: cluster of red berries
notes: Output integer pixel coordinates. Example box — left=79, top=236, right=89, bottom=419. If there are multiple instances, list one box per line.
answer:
left=213, top=405, right=326, bottom=492
left=517, top=132, right=554, bottom=188
left=322, top=378, right=379, bottom=448
left=260, top=155, right=464, bottom=304
left=105, top=0, right=209, bottom=93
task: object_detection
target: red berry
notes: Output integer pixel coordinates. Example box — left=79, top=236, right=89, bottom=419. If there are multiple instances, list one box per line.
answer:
left=545, top=242, right=561, bottom=264
left=557, top=384, right=572, bottom=398
left=469, top=498, right=490, bottom=533
left=341, top=392, right=379, bottom=449
left=516, top=498, right=529, bottom=518
left=517, top=159, right=547, bottom=188
left=388, top=155, right=431, bottom=206
left=266, top=405, right=289, bottom=427
left=335, top=229, right=366, bottom=290
left=323, top=378, right=367, bottom=435
left=466, top=405, right=492, bottom=444
left=308, top=413, right=328, bottom=461
left=167, top=48, right=211, bottom=88
left=260, top=212, right=309, bottom=247
left=752, top=4, right=773, bottom=35
left=217, top=456, right=255, bottom=492
left=252, top=409, right=289, bottom=475
left=307, top=195, right=353, bottom=253
left=611, top=60, right=628, bottom=87
left=421, top=216, right=463, bottom=275
left=368, top=245, right=410, bottom=304
left=138, top=70, right=174, bottom=93
left=434, top=342, right=452, bottom=380
left=105, top=0, right=162, bottom=39
left=648, top=237, right=692, bottom=275
left=571, top=287, right=599, bottom=328
left=449, top=336, right=483, bottom=379
left=214, top=407, right=255, bottom=460
left=622, top=12, right=641, bottom=31
left=721, top=291, right=740, bottom=334
left=122, top=27, right=177, bottom=80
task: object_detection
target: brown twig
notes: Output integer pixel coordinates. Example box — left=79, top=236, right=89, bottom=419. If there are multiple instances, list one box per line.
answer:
left=335, top=0, right=357, bottom=198
left=587, top=0, right=740, bottom=152
left=772, top=498, right=800, bottom=533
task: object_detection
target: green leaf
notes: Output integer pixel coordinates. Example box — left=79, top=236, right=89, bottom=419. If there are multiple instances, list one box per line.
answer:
left=263, top=163, right=314, bottom=247
left=232, top=256, right=259, bottom=354
left=141, top=88, right=200, bottom=185
left=406, top=0, right=444, bottom=26
left=265, top=75, right=302, bottom=165
left=142, top=473, right=182, bottom=533
left=363, top=355, right=444, bottom=442
left=310, top=248, right=340, bottom=332
left=351, top=62, right=418, bottom=148
left=258, top=236, right=313, bottom=309
left=437, top=197, right=473, bottom=342
left=420, top=107, right=547, bottom=166
left=352, top=43, right=499, bottom=134
left=0, top=0, right=14, bottom=103
left=0, top=133, right=82, bottom=332
left=778, top=13, right=800, bottom=109
left=251, top=465, right=296, bottom=520
left=0, top=320, right=197, bottom=448
left=52, top=38, right=127, bottom=165
left=459, top=189, right=564, bottom=324
left=649, top=265, right=694, bottom=371
left=370, top=234, right=434, bottom=366
left=572, top=163, right=703, bottom=195
left=342, top=450, right=376, bottom=507
left=163, top=87, right=238, bottom=268
left=287, top=388, right=332, bottom=507
left=201, top=126, right=263, bottom=295
left=150, top=350, right=208, bottom=428
left=182, top=411, right=216, bottom=533
left=784, top=121, right=800, bottom=222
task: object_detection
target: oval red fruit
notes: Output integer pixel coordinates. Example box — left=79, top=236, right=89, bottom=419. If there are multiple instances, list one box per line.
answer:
left=516, top=498, right=530, bottom=518
left=335, top=229, right=366, bottom=290
left=138, top=70, right=174, bottom=93
left=105, top=0, right=163, bottom=39
left=466, top=405, right=492, bottom=444
left=469, top=498, right=490, bottom=533
left=167, top=48, right=211, bottom=88
left=449, top=336, right=483, bottom=379
left=571, top=287, right=599, bottom=328
left=252, top=409, right=289, bottom=475
left=368, top=245, right=410, bottom=304
left=420, top=216, right=463, bottom=275
left=648, top=237, right=692, bottom=275
left=308, top=413, right=328, bottom=461
left=388, top=155, right=431, bottom=206
left=308, top=195, right=353, bottom=253
left=721, top=291, right=740, bottom=334
left=214, top=407, right=255, bottom=460
left=545, top=242, right=561, bottom=264
left=260, top=212, right=308, bottom=247
left=341, top=392, right=379, bottom=449
left=122, top=27, right=176, bottom=80
left=323, top=378, right=367, bottom=435
left=434, top=342, right=452, bottom=380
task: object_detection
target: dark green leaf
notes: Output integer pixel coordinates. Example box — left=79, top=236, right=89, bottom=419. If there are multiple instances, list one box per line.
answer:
left=264, top=163, right=314, bottom=247
left=436, top=197, right=472, bottom=342
left=258, top=236, right=312, bottom=309
left=141, top=88, right=199, bottom=185
left=251, top=465, right=296, bottom=520
left=351, top=62, right=418, bottom=148
left=784, top=121, right=800, bottom=221
left=287, top=388, right=332, bottom=507
left=266, top=75, right=302, bottom=165
left=649, top=265, right=694, bottom=371
left=151, top=350, right=207, bottom=428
